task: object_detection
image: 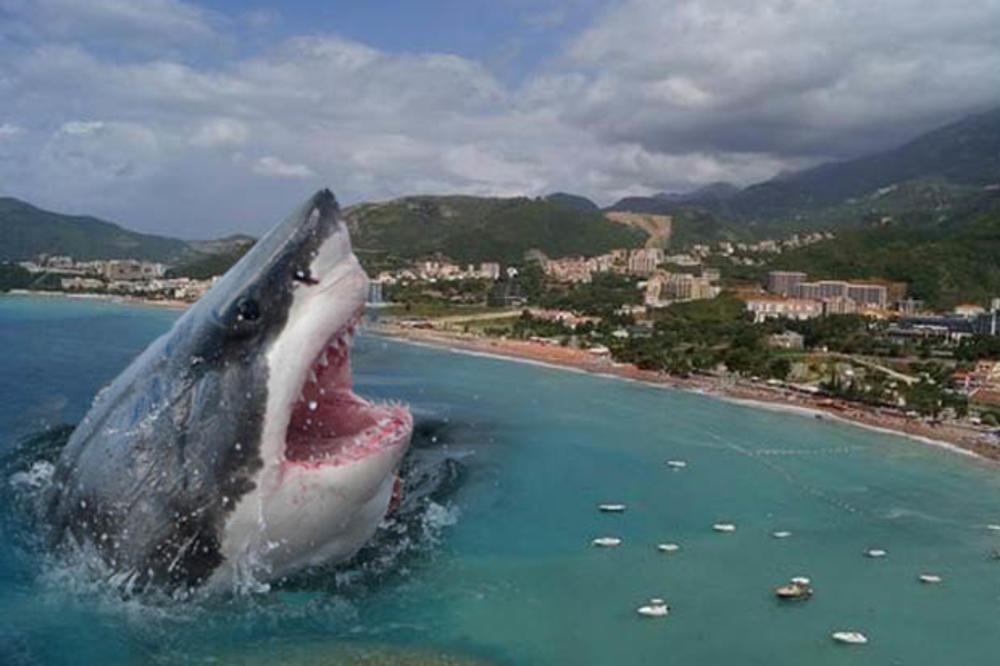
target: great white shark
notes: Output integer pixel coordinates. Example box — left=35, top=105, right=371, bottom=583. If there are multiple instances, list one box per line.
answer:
left=46, top=189, right=413, bottom=592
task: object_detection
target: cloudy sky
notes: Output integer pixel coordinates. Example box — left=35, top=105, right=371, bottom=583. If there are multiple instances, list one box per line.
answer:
left=1, top=0, right=999, bottom=238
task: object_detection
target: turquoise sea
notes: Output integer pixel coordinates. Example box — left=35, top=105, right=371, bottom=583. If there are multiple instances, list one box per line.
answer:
left=2, top=295, right=1000, bottom=665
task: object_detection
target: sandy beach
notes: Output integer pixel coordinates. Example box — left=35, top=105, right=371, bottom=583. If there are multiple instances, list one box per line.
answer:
left=7, top=289, right=190, bottom=310
left=372, top=321, right=1000, bottom=463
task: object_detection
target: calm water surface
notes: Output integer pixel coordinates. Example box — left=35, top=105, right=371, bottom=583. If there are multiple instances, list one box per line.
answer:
left=2, top=295, right=1000, bottom=665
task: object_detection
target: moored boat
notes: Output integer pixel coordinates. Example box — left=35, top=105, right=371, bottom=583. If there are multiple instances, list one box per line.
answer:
left=831, top=631, right=868, bottom=645
left=598, top=503, right=627, bottom=513
left=592, top=536, right=622, bottom=547
left=775, top=582, right=813, bottom=601
left=713, top=522, right=736, bottom=533
left=636, top=598, right=670, bottom=617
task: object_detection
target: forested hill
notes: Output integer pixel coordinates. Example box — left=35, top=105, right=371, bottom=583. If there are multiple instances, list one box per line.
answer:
left=344, top=195, right=647, bottom=264
left=0, top=197, right=191, bottom=262
left=756, top=191, right=1000, bottom=310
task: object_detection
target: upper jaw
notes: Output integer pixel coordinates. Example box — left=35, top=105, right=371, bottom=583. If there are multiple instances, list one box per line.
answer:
left=282, top=307, right=413, bottom=469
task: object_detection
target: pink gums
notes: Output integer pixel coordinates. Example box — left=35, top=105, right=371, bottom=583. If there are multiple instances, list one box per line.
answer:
left=284, top=313, right=411, bottom=468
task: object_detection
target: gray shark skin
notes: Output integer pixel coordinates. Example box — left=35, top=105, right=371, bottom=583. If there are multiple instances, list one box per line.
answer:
left=46, top=190, right=413, bottom=592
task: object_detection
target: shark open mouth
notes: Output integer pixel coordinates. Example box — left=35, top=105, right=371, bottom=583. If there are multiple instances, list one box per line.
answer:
left=285, top=312, right=411, bottom=467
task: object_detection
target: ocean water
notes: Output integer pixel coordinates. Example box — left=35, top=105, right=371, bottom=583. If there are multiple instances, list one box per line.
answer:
left=2, top=295, right=1000, bottom=665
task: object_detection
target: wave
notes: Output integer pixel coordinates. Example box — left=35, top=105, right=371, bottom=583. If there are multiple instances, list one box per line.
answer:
left=1, top=416, right=469, bottom=613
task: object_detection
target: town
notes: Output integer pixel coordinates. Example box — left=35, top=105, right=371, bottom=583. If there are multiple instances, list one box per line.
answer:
left=13, top=254, right=216, bottom=303
left=8, top=234, right=1000, bottom=451
left=371, top=240, right=1000, bottom=453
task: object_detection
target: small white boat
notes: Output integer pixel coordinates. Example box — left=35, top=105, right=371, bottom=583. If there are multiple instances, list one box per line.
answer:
left=713, top=522, right=736, bottom=533
left=864, top=548, right=887, bottom=558
left=657, top=543, right=681, bottom=553
left=919, top=573, right=942, bottom=584
left=831, top=631, right=868, bottom=645
left=666, top=460, right=688, bottom=469
left=772, top=531, right=792, bottom=539
left=636, top=598, right=670, bottom=617
left=775, top=582, right=813, bottom=601
left=987, top=524, right=1000, bottom=532
left=598, top=503, right=627, bottom=513
left=592, top=536, right=622, bottom=547
left=790, top=576, right=811, bottom=586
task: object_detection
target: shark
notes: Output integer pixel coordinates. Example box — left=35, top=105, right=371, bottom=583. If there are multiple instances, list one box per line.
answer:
left=46, top=189, right=413, bottom=592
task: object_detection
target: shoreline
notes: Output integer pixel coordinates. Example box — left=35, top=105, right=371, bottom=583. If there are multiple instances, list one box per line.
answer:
left=5, top=289, right=190, bottom=310
left=372, top=322, right=999, bottom=464
left=5, top=292, right=994, bottom=463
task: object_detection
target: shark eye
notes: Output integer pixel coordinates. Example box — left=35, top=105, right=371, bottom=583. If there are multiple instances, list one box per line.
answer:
left=235, top=298, right=260, bottom=322
left=293, top=269, right=319, bottom=285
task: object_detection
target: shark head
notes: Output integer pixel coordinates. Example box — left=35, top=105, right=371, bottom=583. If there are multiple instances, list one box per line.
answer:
left=47, top=190, right=412, bottom=591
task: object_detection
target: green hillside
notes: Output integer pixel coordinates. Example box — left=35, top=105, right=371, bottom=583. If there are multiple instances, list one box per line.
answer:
left=544, top=192, right=600, bottom=212
left=167, top=241, right=253, bottom=279
left=0, top=197, right=192, bottom=262
left=758, top=192, right=1000, bottom=309
left=344, top=195, right=647, bottom=264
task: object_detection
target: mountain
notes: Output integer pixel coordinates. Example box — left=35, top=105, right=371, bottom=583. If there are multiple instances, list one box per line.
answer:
left=187, top=234, right=256, bottom=256
left=660, top=182, right=741, bottom=204
left=732, top=106, right=1000, bottom=221
left=168, top=236, right=255, bottom=279
left=544, top=192, right=600, bottom=212
left=608, top=182, right=740, bottom=214
left=0, top=197, right=192, bottom=262
left=609, top=106, right=1000, bottom=240
left=344, top=195, right=646, bottom=265
left=756, top=190, right=1000, bottom=309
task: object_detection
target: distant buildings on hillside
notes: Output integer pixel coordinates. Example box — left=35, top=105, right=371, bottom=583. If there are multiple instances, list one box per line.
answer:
left=744, top=296, right=824, bottom=323
left=21, top=255, right=168, bottom=281
left=762, top=270, right=905, bottom=314
left=644, top=271, right=720, bottom=306
left=767, top=270, right=900, bottom=309
left=376, top=261, right=501, bottom=284
left=18, top=254, right=212, bottom=302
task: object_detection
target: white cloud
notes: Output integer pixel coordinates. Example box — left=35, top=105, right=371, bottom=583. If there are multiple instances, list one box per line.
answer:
left=252, top=156, right=315, bottom=179
left=190, top=118, right=249, bottom=148
left=4, top=0, right=217, bottom=45
left=558, top=0, right=1000, bottom=158
left=0, top=0, right=998, bottom=237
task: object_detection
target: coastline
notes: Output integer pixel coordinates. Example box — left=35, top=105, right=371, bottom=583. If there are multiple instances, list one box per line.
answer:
left=371, top=321, right=999, bottom=464
left=5, top=289, right=190, bottom=310
left=4, top=291, right=994, bottom=463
